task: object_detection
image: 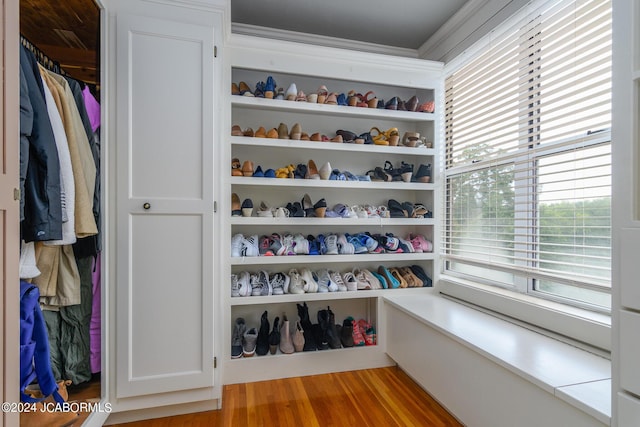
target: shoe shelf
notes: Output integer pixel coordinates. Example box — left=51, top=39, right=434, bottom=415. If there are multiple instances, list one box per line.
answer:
left=230, top=176, right=434, bottom=191
left=230, top=217, right=436, bottom=226
left=230, top=252, right=434, bottom=266
left=230, top=136, right=435, bottom=156
left=228, top=286, right=436, bottom=306
left=232, top=95, right=435, bottom=123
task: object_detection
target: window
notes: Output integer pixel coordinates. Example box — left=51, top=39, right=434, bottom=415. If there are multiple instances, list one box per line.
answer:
left=444, top=0, right=612, bottom=310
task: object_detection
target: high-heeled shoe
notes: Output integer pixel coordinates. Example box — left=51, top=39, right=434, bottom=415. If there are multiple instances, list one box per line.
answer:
left=264, top=76, right=276, bottom=99
left=238, top=81, right=252, bottom=96
left=266, top=128, right=279, bottom=139
left=243, top=127, right=255, bottom=137
left=231, top=124, right=243, bottom=136
left=336, top=130, right=357, bottom=143
left=242, top=161, right=254, bottom=177
left=254, top=126, right=267, bottom=138
left=384, top=161, right=402, bottom=181
left=319, top=162, right=332, bottom=180
left=399, top=162, right=414, bottom=183
left=231, top=158, right=243, bottom=176
left=317, top=85, right=328, bottom=104
left=402, top=131, right=420, bottom=147
left=418, top=101, right=435, bottom=113
left=306, top=159, right=320, bottom=179
left=231, top=193, right=241, bottom=216
left=241, top=198, right=253, bottom=217
left=406, top=95, right=419, bottom=112
left=231, top=82, right=240, bottom=95
left=414, top=163, right=432, bottom=183
left=278, top=123, right=289, bottom=139
left=314, top=198, right=327, bottom=218
left=290, top=123, right=302, bottom=140
left=385, top=96, right=399, bottom=110
left=302, top=194, right=315, bottom=217
left=364, top=91, right=377, bottom=108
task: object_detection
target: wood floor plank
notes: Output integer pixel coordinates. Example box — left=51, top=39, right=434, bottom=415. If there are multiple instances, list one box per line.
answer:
left=110, top=367, right=462, bottom=427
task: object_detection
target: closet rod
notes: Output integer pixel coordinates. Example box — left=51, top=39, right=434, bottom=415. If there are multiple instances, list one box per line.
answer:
left=20, top=33, right=67, bottom=76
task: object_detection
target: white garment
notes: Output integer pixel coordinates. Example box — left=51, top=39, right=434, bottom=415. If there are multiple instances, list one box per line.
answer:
left=19, top=241, right=41, bottom=279
left=41, top=74, right=76, bottom=245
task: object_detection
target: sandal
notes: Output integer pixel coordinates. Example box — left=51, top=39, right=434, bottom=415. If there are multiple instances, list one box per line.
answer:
left=356, top=132, right=373, bottom=145
left=363, top=91, right=377, bottom=108
left=389, top=267, right=409, bottom=288
left=231, top=158, right=243, bottom=176
left=413, top=203, right=431, bottom=218
left=399, top=162, right=414, bottom=183
left=402, top=132, right=421, bottom=147
left=388, top=199, right=407, bottom=218
left=384, top=161, right=402, bottom=181
left=336, top=130, right=357, bottom=143
left=399, top=267, right=422, bottom=287
left=317, top=85, right=329, bottom=104
left=366, top=167, right=392, bottom=182
left=370, top=127, right=389, bottom=146
left=314, top=198, right=327, bottom=218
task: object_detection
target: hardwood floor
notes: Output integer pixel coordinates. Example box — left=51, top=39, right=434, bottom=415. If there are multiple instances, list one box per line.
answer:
left=111, top=367, right=462, bottom=427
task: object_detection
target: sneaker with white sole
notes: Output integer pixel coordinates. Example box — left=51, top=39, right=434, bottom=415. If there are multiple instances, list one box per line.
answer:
left=259, top=235, right=275, bottom=256
left=300, top=268, right=318, bottom=293
left=257, top=270, right=272, bottom=296
left=269, top=272, right=289, bottom=295
left=316, top=269, right=337, bottom=293
left=281, top=234, right=296, bottom=256
left=287, top=269, right=306, bottom=294
left=237, top=271, right=251, bottom=296
left=242, top=234, right=260, bottom=257
left=232, top=317, right=246, bottom=358
left=324, top=234, right=339, bottom=255
left=347, top=234, right=368, bottom=254
left=357, top=233, right=381, bottom=253
left=329, top=270, right=347, bottom=292
left=352, top=268, right=371, bottom=290
left=293, top=234, right=309, bottom=255
left=337, top=234, right=355, bottom=255
left=342, top=271, right=358, bottom=291
left=231, top=274, right=241, bottom=297
left=243, top=327, right=258, bottom=357
left=231, top=233, right=244, bottom=257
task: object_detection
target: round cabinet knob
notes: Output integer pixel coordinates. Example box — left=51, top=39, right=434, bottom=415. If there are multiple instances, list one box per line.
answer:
left=143, top=203, right=151, bottom=210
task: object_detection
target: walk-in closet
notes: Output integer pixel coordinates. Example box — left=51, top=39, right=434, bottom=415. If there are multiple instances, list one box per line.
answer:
left=19, top=0, right=102, bottom=424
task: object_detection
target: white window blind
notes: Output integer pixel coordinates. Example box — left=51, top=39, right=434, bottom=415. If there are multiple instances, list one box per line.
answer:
left=444, top=0, right=611, bottom=309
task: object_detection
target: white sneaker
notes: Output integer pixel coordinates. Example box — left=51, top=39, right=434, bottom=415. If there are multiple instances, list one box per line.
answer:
left=353, top=268, right=371, bottom=290
left=337, top=234, right=355, bottom=255
left=231, top=233, right=244, bottom=257
left=281, top=234, right=296, bottom=256
left=257, top=201, right=273, bottom=217
left=342, top=271, right=358, bottom=291
left=242, top=234, right=260, bottom=257
left=362, top=269, right=382, bottom=289
left=316, top=269, right=336, bottom=293
left=328, top=270, right=347, bottom=292
left=237, top=271, right=251, bottom=296
left=269, top=272, right=289, bottom=295
left=287, top=269, right=306, bottom=294
left=251, top=270, right=271, bottom=296
left=300, top=268, right=318, bottom=293
left=231, top=274, right=240, bottom=297
left=274, top=207, right=289, bottom=218
left=324, top=234, right=339, bottom=255
left=293, top=234, right=309, bottom=255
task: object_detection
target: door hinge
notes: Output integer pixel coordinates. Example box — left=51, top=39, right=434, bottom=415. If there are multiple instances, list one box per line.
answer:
left=214, top=45, right=217, bottom=58
left=214, top=201, right=217, bottom=213
left=14, top=188, right=20, bottom=201
left=214, top=357, right=217, bottom=368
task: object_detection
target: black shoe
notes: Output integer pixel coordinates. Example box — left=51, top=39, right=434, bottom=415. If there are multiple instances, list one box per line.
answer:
left=326, top=307, right=342, bottom=349
left=256, top=310, right=270, bottom=356
left=410, top=265, right=432, bottom=287
left=340, top=318, right=354, bottom=347
left=297, top=302, right=317, bottom=351
left=268, top=316, right=280, bottom=355
left=413, top=164, right=431, bottom=183
left=313, top=322, right=329, bottom=350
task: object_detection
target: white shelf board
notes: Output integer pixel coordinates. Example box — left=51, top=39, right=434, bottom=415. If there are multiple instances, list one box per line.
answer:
left=230, top=176, right=434, bottom=190
left=232, top=95, right=435, bottom=122
left=229, top=286, right=434, bottom=306
left=230, top=252, right=434, bottom=266
left=230, top=136, right=435, bottom=156
left=230, top=217, right=435, bottom=226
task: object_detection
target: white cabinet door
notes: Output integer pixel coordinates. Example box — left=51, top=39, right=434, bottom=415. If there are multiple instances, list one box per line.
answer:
left=115, top=13, right=214, bottom=398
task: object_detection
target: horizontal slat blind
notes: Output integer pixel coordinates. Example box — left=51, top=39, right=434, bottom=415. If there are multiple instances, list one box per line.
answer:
left=444, top=0, right=611, bottom=304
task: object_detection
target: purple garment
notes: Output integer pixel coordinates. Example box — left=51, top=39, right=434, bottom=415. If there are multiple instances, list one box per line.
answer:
left=82, top=86, right=101, bottom=132
left=90, top=255, right=101, bottom=373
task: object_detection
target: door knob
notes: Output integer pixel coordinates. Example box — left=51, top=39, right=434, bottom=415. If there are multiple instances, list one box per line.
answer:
left=143, top=203, right=151, bottom=210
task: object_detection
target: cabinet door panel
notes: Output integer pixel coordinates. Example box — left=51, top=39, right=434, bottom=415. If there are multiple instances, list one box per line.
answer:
left=116, top=14, right=214, bottom=398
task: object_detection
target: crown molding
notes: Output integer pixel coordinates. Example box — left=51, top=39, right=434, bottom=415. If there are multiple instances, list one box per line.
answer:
left=231, top=22, right=419, bottom=59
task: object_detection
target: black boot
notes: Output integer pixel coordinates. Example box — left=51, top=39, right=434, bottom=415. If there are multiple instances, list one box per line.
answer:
left=326, top=307, right=342, bottom=349
left=268, top=316, right=280, bottom=355
left=316, top=309, right=330, bottom=350
left=340, top=318, right=354, bottom=347
left=256, top=310, right=270, bottom=356
left=297, top=302, right=317, bottom=351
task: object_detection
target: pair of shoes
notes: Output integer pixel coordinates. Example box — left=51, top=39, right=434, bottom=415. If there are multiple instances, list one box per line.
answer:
left=231, top=193, right=253, bottom=217
left=231, top=271, right=251, bottom=297
left=383, top=161, right=413, bottom=182
left=370, top=127, right=400, bottom=146
left=231, top=233, right=259, bottom=257
left=402, top=131, right=421, bottom=147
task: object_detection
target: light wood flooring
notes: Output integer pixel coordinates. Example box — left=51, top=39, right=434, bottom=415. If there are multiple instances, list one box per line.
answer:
left=110, top=367, right=462, bottom=427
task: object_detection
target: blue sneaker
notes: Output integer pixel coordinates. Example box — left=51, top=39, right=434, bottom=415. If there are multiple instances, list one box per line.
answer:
left=317, top=234, right=327, bottom=255
left=308, top=235, right=320, bottom=255
left=337, top=93, right=348, bottom=106
left=346, top=234, right=368, bottom=254
left=357, top=233, right=380, bottom=253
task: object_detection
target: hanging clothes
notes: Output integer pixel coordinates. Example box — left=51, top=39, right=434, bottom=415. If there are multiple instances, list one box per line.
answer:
left=19, top=45, right=63, bottom=242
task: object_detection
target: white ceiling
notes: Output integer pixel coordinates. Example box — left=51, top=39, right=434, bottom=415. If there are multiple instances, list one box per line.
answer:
left=231, top=0, right=470, bottom=50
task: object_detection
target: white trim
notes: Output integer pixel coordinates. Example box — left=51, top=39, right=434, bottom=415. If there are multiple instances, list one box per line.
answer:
left=231, top=22, right=418, bottom=59
left=439, top=275, right=612, bottom=352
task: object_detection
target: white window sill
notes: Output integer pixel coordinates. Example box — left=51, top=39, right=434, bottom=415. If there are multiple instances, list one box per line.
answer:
left=438, top=275, right=612, bottom=352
